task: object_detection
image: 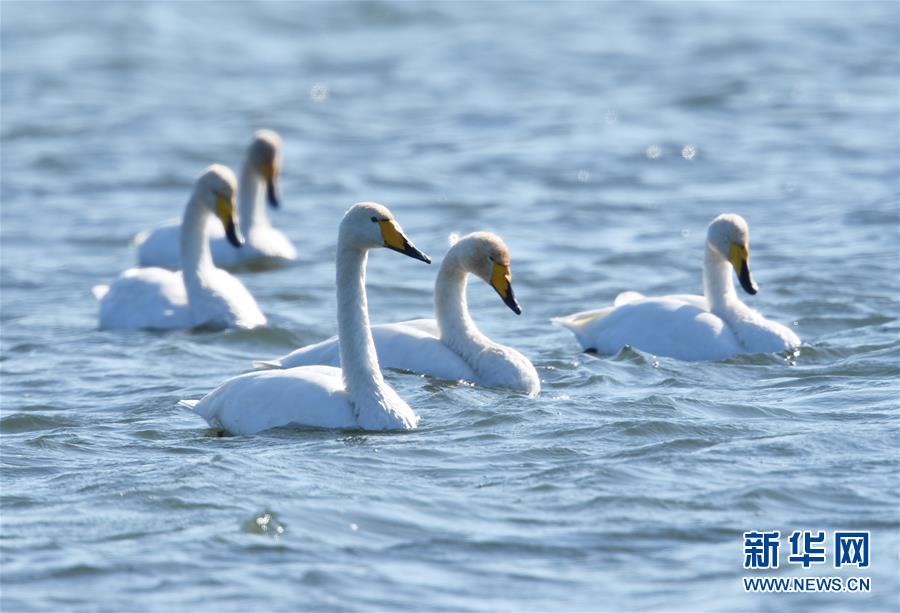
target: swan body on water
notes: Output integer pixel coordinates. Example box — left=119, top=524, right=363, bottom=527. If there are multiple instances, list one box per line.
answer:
left=261, top=232, right=540, bottom=395
left=133, top=130, right=297, bottom=270
left=552, top=214, right=800, bottom=361
left=94, top=165, right=266, bottom=331
left=182, top=202, right=431, bottom=434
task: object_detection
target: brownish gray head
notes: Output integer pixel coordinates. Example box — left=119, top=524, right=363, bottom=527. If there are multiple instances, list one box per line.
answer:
left=448, top=231, right=521, bottom=314
left=247, top=129, right=283, bottom=208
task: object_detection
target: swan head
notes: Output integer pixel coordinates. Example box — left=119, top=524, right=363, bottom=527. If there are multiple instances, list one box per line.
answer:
left=340, top=202, right=431, bottom=263
left=453, top=231, right=522, bottom=315
left=707, top=213, right=757, bottom=294
left=196, top=164, right=242, bottom=248
left=247, top=129, right=283, bottom=208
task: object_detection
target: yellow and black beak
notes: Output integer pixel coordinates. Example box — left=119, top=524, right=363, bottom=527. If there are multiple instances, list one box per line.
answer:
left=490, top=261, right=522, bottom=315
left=216, top=195, right=244, bottom=248
left=262, top=162, right=281, bottom=208
left=378, top=219, right=431, bottom=263
left=729, top=243, right=757, bottom=295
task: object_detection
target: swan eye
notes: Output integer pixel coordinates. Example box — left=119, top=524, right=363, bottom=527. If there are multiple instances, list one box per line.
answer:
left=371, top=216, right=378, bottom=222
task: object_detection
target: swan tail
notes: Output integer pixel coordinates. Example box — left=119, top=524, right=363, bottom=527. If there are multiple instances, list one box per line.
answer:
left=252, top=359, right=283, bottom=370
left=614, top=291, right=645, bottom=306
left=131, top=229, right=150, bottom=248
left=177, top=399, right=200, bottom=411
left=550, top=315, right=572, bottom=328
left=551, top=307, right=615, bottom=331
left=179, top=398, right=221, bottom=430
left=92, top=284, right=110, bottom=301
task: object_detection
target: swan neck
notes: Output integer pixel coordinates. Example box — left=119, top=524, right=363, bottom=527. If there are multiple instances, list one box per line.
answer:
left=435, top=255, right=489, bottom=360
left=238, top=160, right=267, bottom=231
left=180, top=193, right=215, bottom=295
left=336, top=245, right=384, bottom=399
left=704, top=243, right=739, bottom=314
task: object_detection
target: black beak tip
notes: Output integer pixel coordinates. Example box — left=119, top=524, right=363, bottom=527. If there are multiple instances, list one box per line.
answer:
left=500, top=288, right=522, bottom=315
left=738, top=262, right=757, bottom=295
left=403, top=243, right=431, bottom=264
left=225, top=220, right=244, bottom=248
left=266, top=181, right=280, bottom=208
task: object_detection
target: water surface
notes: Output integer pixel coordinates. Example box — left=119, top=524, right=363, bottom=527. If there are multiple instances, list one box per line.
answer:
left=2, top=2, right=898, bottom=611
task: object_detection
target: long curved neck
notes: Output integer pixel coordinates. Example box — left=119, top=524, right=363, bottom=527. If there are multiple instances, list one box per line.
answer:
left=180, top=193, right=215, bottom=299
left=336, top=244, right=384, bottom=401
left=703, top=243, right=741, bottom=316
left=435, top=255, right=491, bottom=362
left=238, top=160, right=268, bottom=231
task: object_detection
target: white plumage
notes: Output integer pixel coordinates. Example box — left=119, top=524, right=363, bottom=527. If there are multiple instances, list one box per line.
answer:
left=183, top=202, right=431, bottom=434
left=553, top=214, right=800, bottom=361
left=133, top=130, right=297, bottom=270
left=95, top=165, right=266, bottom=331
left=259, top=232, right=540, bottom=395
left=258, top=319, right=477, bottom=381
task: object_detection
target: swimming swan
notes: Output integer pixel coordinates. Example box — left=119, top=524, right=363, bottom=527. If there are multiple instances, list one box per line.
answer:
left=94, top=165, right=266, bottom=331
left=133, top=130, right=297, bottom=270
left=180, top=202, right=431, bottom=434
left=259, top=232, right=540, bottom=395
left=552, top=214, right=800, bottom=361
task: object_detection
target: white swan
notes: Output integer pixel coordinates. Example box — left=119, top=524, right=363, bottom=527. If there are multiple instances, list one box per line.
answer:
left=181, top=202, right=431, bottom=434
left=94, top=165, right=266, bottom=331
left=133, top=130, right=297, bottom=270
left=260, top=232, right=540, bottom=395
left=552, top=214, right=800, bottom=361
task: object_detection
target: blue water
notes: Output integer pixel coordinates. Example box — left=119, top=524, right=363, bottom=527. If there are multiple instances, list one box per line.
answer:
left=2, top=2, right=898, bottom=611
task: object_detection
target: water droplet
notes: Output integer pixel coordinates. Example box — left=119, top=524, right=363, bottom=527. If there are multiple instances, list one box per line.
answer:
left=245, top=511, right=285, bottom=537
left=577, top=169, right=591, bottom=183
left=681, top=144, right=696, bottom=160
left=350, top=523, right=359, bottom=531
left=645, top=145, right=662, bottom=160
left=310, top=83, right=329, bottom=103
